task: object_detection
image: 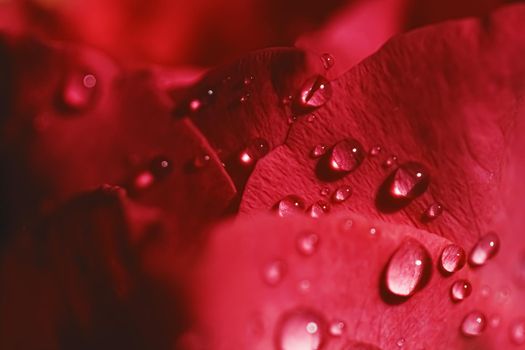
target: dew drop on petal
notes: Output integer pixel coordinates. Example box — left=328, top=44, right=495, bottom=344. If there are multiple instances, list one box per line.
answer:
left=396, top=338, right=405, bottom=348
left=469, top=232, right=500, bottom=267
left=480, top=285, right=491, bottom=298
left=382, top=155, right=398, bottom=169
left=133, top=171, right=155, bottom=190
left=275, top=309, right=326, bottom=350
left=307, top=114, right=317, bottom=123
left=439, top=244, right=466, bottom=274
left=298, top=280, right=311, bottom=293
left=461, top=311, right=487, bottom=337
left=307, top=201, right=330, bottom=219
left=332, top=186, right=352, bottom=203
left=339, top=218, right=354, bottom=233
left=262, top=260, right=286, bottom=286
left=423, top=203, right=443, bottom=221
left=296, top=232, right=320, bottom=256
left=450, top=280, right=472, bottom=302
left=310, top=144, right=328, bottom=159
left=386, top=162, right=430, bottom=200
left=320, top=187, right=330, bottom=197
left=385, top=239, right=431, bottom=297
left=244, top=75, right=255, bottom=85
left=489, top=315, right=501, bottom=328
left=514, top=253, right=525, bottom=288
left=510, top=320, right=525, bottom=345
left=329, top=321, right=345, bottom=337
left=320, top=53, right=334, bottom=70
left=193, top=154, right=211, bottom=168
left=149, top=156, right=173, bottom=179
left=61, top=72, right=97, bottom=111
left=327, top=139, right=365, bottom=173
left=239, top=138, right=270, bottom=166
left=275, top=195, right=305, bottom=217
left=369, top=145, right=382, bottom=157
left=294, top=75, right=332, bottom=112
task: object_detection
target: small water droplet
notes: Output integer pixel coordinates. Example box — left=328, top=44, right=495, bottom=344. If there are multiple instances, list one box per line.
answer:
left=275, top=195, right=305, bottom=217
left=60, top=71, right=97, bottom=111
left=480, top=285, right=491, bottom=298
left=369, top=227, right=378, bottom=236
left=240, top=93, right=250, bottom=103
left=510, top=320, right=525, bottom=345
left=439, top=244, right=466, bottom=274
left=307, top=114, right=317, bottom=123
left=461, top=311, right=486, bottom=337
left=450, top=280, right=472, bottom=302
left=489, top=315, right=501, bottom=328
left=149, top=156, right=173, bottom=179
left=275, top=309, right=326, bottom=350
left=193, top=154, right=211, bottom=168
left=239, top=138, right=270, bottom=166
left=307, top=201, right=330, bottom=219
left=281, top=95, right=293, bottom=106
left=423, top=203, right=443, bottom=221
left=296, top=232, right=320, bottom=256
left=396, top=338, right=405, bottom=348
left=320, top=53, right=335, bottom=70
left=386, top=162, right=430, bottom=201
left=329, top=321, right=345, bottom=337
left=385, top=239, right=431, bottom=297
left=332, top=186, right=352, bottom=203
left=294, top=75, right=332, bottom=112
left=320, top=187, right=330, bottom=197
left=469, top=232, right=500, bottom=267
left=310, top=144, right=328, bottom=159
left=339, top=218, right=354, bottom=233
left=327, top=138, right=365, bottom=173
left=298, top=280, right=311, bottom=293
left=288, top=115, right=298, bottom=124
left=262, top=260, right=286, bottom=286
left=382, top=155, right=398, bottom=169
left=244, top=75, right=255, bottom=85
left=369, top=145, right=382, bottom=157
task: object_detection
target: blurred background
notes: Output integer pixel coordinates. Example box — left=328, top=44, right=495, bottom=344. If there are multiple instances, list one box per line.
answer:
left=0, top=0, right=518, bottom=69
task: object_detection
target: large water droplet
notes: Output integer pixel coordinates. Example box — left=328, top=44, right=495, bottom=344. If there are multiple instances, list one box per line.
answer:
left=263, top=260, right=286, bottom=286
left=275, top=195, right=305, bottom=217
left=328, top=321, right=345, bottom=337
left=60, top=71, right=97, bottom=112
left=450, top=280, right=472, bottom=302
left=422, top=203, right=443, bottom=221
left=461, top=311, right=486, bottom=337
left=275, top=309, right=326, bottom=350
left=294, top=75, right=332, bottom=113
left=239, top=138, right=270, bottom=166
left=469, top=232, right=500, bottom=267
left=307, top=201, right=330, bottom=219
left=439, top=244, right=466, bottom=275
left=327, top=139, right=365, bottom=174
left=385, top=239, right=431, bottom=297
left=310, top=144, right=328, bottom=159
left=510, top=320, right=525, bottom=345
left=332, top=186, right=352, bottom=203
left=320, top=53, right=335, bottom=70
left=132, top=156, right=172, bottom=191
left=296, top=232, right=320, bottom=256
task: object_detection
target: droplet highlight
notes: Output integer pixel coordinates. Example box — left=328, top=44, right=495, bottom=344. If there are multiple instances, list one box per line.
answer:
left=450, top=280, right=472, bottom=302
left=439, top=244, right=466, bottom=275
left=469, top=232, right=500, bottom=267
left=275, top=309, right=326, bottom=350
left=328, top=321, right=345, bottom=337
left=461, top=311, right=486, bottom=337
left=239, top=138, right=270, bottom=166
left=275, top=195, right=305, bottom=217
left=294, top=75, right=332, bottom=112
left=310, top=144, right=328, bottom=159
left=332, top=186, right=352, bottom=203
left=385, top=239, right=431, bottom=297
left=320, top=53, right=335, bottom=70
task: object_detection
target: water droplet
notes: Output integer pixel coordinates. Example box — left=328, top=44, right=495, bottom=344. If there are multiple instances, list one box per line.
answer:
left=275, top=309, right=326, bottom=350
left=469, top=232, right=500, bottom=267
left=60, top=71, right=97, bottom=111
left=193, top=154, right=211, bottom=168
left=332, top=186, right=352, bottom=203
left=239, top=138, right=270, bottom=166
left=450, top=280, right=472, bottom=302
left=327, top=138, right=365, bottom=173
left=439, top=244, right=466, bottom=274
left=294, top=75, right=332, bottom=112
left=189, top=98, right=202, bottom=112
left=461, top=311, right=486, bottom=337
left=296, top=232, right=320, bottom=256
left=369, top=145, right=382, bottom=157
left=396, top=338, right=405, bottom=348
left=320, top=53, right=335, bottom=70
left=307, top=114, right=317, bottom=123
left=298, top=280, right=311, bottom=293
left=489, top=315, right=501, bottom=328
left=275, top=195, right=305, bottom=217
left=320, top=187, right=330, bottom=197
left=281, top=95, right=293, bottom=106
left=382, top=155, right=398, bottom=169
left=307, top=201, right=330, bottom=219
left=480, top=285, right=491, bottom=298
left=329, top=321, right=345, bottom=337
left=386, top=162, right=430, bottom=200
left=310, top=144, right=328, bottom=159
left=262, top=260, right=286, bottom=286
left=369, top=227, right=378, bottom=236
left=339, top=218, right=354, bottom=233
left=240, top=93, right=250, bottom=103
left=423, top=203, right=443, bottom=221
left=244, top=75, right=255, bottom=85
left=510, top=320, right=525, bottom=345
left=385, top=239, right=431, bottom=297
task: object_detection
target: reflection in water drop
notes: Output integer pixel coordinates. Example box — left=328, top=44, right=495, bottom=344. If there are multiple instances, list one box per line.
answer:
left=60, top=71, right=97, bottom=112
left=461, top=311, right=486, bottom=337
left=263, top=260, right=286, bottom=286
left=329, top=321, right=345, bottom=337
left=439, top=244, right=466, bottom=274
left=469, top=232, right=500, bottom=267
left=275, top=195, right=305, bottom=217
left=327, top=139, right=365, bottom=173
left=307, top=201, right=330, bottom=219
left=450, top=280, right=472, bottom=302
